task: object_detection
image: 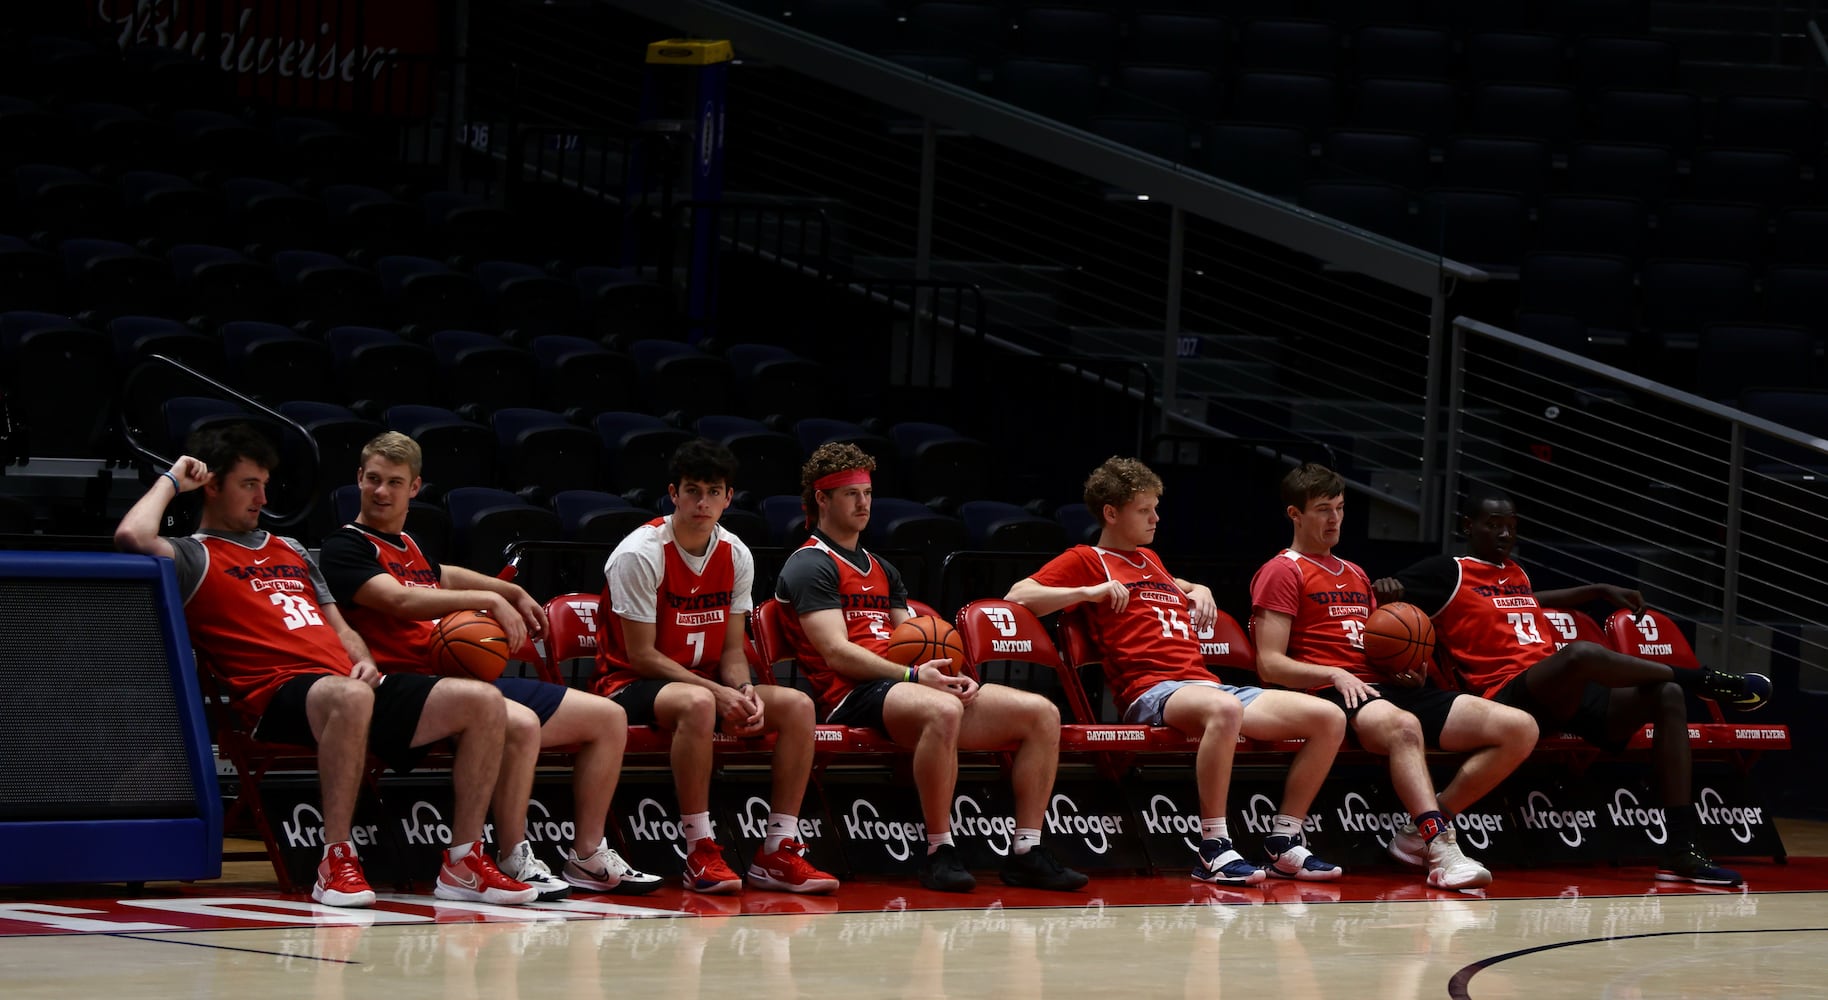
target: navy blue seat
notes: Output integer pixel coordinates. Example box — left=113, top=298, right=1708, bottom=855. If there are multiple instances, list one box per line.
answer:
left=861, top=497, right=968, bottom=589
left=1124, top=13, right=1228, bottom=68
left=427, top=329, right=538, bottom=413
left=890, top=421, right=992, bottom=505
left=628, top=339, right=735, bottom=420
left=1696, top=325, right=1819, bottom=400
left=1592, top=90, right=1700, bottom=155
left=117, top=171, right=217, bottom=247
left=724, top=343, right=829, bottom=421
left=0, top=310, right=112, bottom=456
left=0, top=235, right=64, bottom=312
left=530, top=335, right=638, bottom=417
left=694, top=414, right=803, bottom=500
left=1441, top=136, right=1550, bottom=200
left=1320, top=129, right=1431, bottom=189
left=1687, top=148, right=1801, bottom=213
left=385, top=404, right=496, bottom=490
left=271, top=117, right=367, bottom=187
left=551, top=489, right=652, bottom=544
left=1712, top=95, right=1822, bottom=161
left=219, top=321, right=333, bottom=403
left=573, top=268, right=675, bottom=342
left=1350, top=79, right=1458, bottom=146
left=170, top=109, right=264, bottom=181
left=593, top=411, right=694, bottom=495
left=1416, top=189, right=1527, bottom=271
left=60, top=238, right=177, bottom=321
left=375, top=255, right=485, bottom=338
left=1762, top=267, right=1828, bottom=336
left=1013, top=6, right=1120, bottom=63
left=1567, top=141, right=1679, bottom=203
left=759, top=493, right=811, bottom=546
left=421, top=191, right=523, bottom=264
left=1773, top=209, right=1828, bottom=268
left=994, top=57, right=1100, bottom=126
left=1238, top=19, right=1339, bottom=75
left=1300, top=180, right=1412, bottom=243
left=218, top=177, right=327, bottom=256
left=167, top=243, right=282, bottom=327
left=1535, top=195, right=1648, bottom=260
left=1090, top=116, right=1189, bottom=163
left=1639, top=258, right=1756, bottom=339
left=321, top=184, right=420, bottom=263
left=1054, top=502, right=1100, bottom=545
left=108, top=314, right=216, bottom=372
left=443, top=486, right=563, bottom=574
left=1229, top=72, right=1338, bottom=137
left=1656, top=201, right=1767, bottom=265
left=330, top=483, right=452, bottom=562
left=1463, top=32, right=1563, bottom=85
left=276, top=399, right=384, bottom=508
left=958, top=500, right=1068, bottom=552
left=325, top=325, right=436, bottom=409
left=1470, top=83, right=1578, bottom=148
left=272, top=250, right=384, bottom=332
left=1109, top=65, right=1218, bottom=120
left=1575, top=36, right=1676, bottom=93
left=1518, top=253, right=1635, bottom=343
left=491, top=407, right=602, bottom=497
left=1199, top=123, right=1310, bottom=199
left=1352, top=25, right=1451, bottom=79
left=474, top=261, right=576, bottom=341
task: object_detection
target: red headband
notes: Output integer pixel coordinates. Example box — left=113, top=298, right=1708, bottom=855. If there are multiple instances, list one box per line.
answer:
left=813, top=468, right=871, bottom=491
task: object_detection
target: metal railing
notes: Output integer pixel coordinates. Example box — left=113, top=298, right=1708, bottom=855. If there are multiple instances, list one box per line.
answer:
left=1449, top=317, right=1828, bottom=668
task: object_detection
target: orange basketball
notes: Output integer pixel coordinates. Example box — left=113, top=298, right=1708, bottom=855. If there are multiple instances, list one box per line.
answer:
left=431, top=610, right=511, bottom=682
left=1362, top=602, right=1436, bottom=678
left=883, top=615, right=967, bottom=676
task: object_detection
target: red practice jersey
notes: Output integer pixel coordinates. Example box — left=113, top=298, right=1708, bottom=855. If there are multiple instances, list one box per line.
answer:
left=1248, top=549, right=1376, bottom=684
left=1426, top=557, right=1549, bottom=696
left=775, top=536, right=898, bottom=717
left=1029, top=544, right=1213, bottom=715
left=330, top=525, right=442, bottom=674
left=184, top=532, right=352, bottom=714
left=595, top=517, right=745, bottom=696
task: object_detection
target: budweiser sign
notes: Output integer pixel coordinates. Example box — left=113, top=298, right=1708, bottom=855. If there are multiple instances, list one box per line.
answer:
left=91, top=0, right=439, bottom=114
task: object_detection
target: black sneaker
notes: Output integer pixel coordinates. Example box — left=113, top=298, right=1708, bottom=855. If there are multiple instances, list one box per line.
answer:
left=999, top=845, right=1089, bottom=892
left=1657, top=845, right=1743, bottom=887
left=1699, top=668, right=1772, bottom=713
left=918, top=844, right=976, bottom=893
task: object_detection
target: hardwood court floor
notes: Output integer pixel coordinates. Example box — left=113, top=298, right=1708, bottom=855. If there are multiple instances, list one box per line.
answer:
left=5, top=822, right=1827, bottom=1000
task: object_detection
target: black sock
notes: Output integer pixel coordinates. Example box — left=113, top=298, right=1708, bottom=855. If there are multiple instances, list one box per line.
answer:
left=1666, top=805, right=1698, bottom=849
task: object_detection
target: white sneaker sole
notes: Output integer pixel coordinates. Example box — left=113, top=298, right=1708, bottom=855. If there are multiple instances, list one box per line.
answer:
left=563, top=872, right=665, bottom=895
left=311, top=884, right=376, bottom=908
left=434, top=881, right=539, bottom=905
left=1428, top=866, right=1493, bottom=890
left=747, top=868, right=840, bottom=894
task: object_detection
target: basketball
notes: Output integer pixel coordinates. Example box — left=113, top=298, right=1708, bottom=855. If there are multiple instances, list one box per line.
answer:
left=430, top=610, right=511, bottom=681
left=1362, top=602, right=1436, bottom=679
left=882, top=615, right=967, bottom=675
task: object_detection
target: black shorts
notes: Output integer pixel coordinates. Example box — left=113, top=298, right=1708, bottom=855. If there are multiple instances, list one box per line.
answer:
left=1491, top=673, right=1626, bottom=752
left=609, top=676, right=731, bottom=731
left=497, top=676, right=565, bottom=725
left=253, top=672, right=441, bottom=771
left=1314, top=682, right=1463, bottom=748
left=826, top=678, right=898, bottom=735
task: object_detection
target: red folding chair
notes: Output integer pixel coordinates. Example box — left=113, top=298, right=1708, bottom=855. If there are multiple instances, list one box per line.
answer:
left=1539, top=606, right=1607, bottom=651
left=1601, top=607, right=1724, bottom=722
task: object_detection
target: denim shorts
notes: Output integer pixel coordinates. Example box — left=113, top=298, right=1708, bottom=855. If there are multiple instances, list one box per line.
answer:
left=1123, top=679, right=1263, bottom=726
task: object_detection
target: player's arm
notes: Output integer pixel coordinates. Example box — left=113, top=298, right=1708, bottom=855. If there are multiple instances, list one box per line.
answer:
left=1252, top=609, right=1380, bottom=707
left=1534, top=583, right=1645, bottom=614
left=1173, top=576, right=1218, bottom=629
left=442, top=563, right=548, bottom=638
left=320, top=602, right=381, bottom=686
left=1005, top=576, right=1127, bottom=616
left=114, top=457, right=210, bottom=559
left=797, top=607, right=950, bottom=684
left=1386, top=555, right=1458, bottom=617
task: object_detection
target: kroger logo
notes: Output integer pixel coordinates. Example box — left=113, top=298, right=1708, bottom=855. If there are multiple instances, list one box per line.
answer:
left=1335, top=792, right=1407, bottom=845
left=1140, top=792, right=1202, bottom=852
left=1452, top=810, right=1506, bottom=851
left=627, top=798, right=694, bottom=860
left=280, top=801, right=379, bottom=850
left=1242, top=793, right=1323, bottom=837
left=522, top=796, right=576, bottom=846
left=735, top=795, right=824, bottom=842
left=1607, top=788, right=1668, bottom=846
left=843, top=798, right=925, bottom=862
left=1520, top=790, right=1597, bottom=848
left=953, top=794, right=1015, bottom=857
left=1046, top=793, right=1126, bottom=855
left=1695, top=787, right=1763, bottom=845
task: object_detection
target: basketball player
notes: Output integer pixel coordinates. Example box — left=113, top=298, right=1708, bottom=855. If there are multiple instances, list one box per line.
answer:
left=1249, top=464, right=1538, bottom=890
left=1008, top=457, right=1348, bottom=886
left=114, top=424, right=536, bottom=908
left=1384, top=489, right=1773, bottom=886
left=774, top=442, right=1088, bottom=893
left=596, top=438, right=838, bottom=895
left=319, top=432, right=661, bottom=900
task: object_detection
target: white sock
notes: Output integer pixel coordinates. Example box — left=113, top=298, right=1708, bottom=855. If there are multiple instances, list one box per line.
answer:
left=927, top=831, right=955, bottom=855
left=764, top=813, right=799, bottom=854
left=447, top=840, right=475, bottom=862
left=1012, top=828, right=1041, bottom=855
left=682, top=812, right=713, bottom=847
left=323, top=840, right=356, bottom=859
left=1271, top=813, right=1304, bottom=838
left=1200, top=817, right=1228, bottom=842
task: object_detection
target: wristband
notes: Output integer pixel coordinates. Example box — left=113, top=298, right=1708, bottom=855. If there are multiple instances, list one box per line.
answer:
left=160, top=471, right=181, bottom=493
left=905, top=665, right=917, bottom=683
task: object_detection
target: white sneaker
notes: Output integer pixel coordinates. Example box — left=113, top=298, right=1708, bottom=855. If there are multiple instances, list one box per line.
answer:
left=562, top=838, right=664, bottom=896
left=1388, top=822, right=1427, bottom=867
left=1424, top=827, right=1492, bottom=890
left=499, top=841, right=573, bottom=901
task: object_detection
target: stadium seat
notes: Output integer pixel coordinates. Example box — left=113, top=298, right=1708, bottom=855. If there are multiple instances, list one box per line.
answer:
left=443, top=485, right=563, bottom=574
left=1352, top=24, right=1451, bottom=80
left=1349, top=78, right=1458, bottom=146
left=1711, top=94, right=1822, bottom=160
left=375, top=255, right=485, bottom=338
left=1695, top=325, right=1819, bottom=401
left=1534, top=195, right=1648, bottom=260
left=993, top=57, right=1100, bottom=126
left=1416, top=189, right=1527, bottom=271
left=889, top=421, right=992, bottom=505
left=1199, top=123, right=1310, bottom=200
left=551, top=489, right=653, bottom=544
left=1320, top=129, right=1431, bottom=189
left=1592, top=89, right=1700, bottom=155
left=1237, top=19, right=1339, bottom=75
left=1229, top=72, right=1338, bottom=138
left=1772, top=208, right=1828, bottom=268
left=1463, top=31, right=1564, bottom=85
left=1518, top=253, right=1635, bottom=343
left=218, top=320, right=334, bottom=403
left=1124, top=12, right=1228, bottom=68
left=593, top=411, right=694, bottom=495
left=167, top=243, right=283, bottom=327
left=1687, top=148, right=1802, bottom=213
left=1639, top=259, right=1756, bottom=337
left=474, top=260, right=576, bottom=341
left=723, top=343, right=830, bottom=421
left=1108, top=65, right=1218, bottom=121
left=627, top=339, right=736, bottom=421
left=1441, top=136, right=1551, bottom=200
left=1469, top=83, right=1578, bottom=148
left=1566, top=141, right=1680, bottom=203
left=426, top=329, right=538, bottom=414
left=271, top=250, right=384, bottom=332
left=957, top=500, right=1069, bottom=552
left=1655, top=201, right=1767, bottom=266
left=321, top=184, right=421, bottom=264
left=530, top=335, right=638, bottom=418
left=491, top=407, right=603, bottom=497
left=694, top=414, right=804, bottom=501
left=385, top=404, right=496, bottom=490
left=1574, top=37, right=1677, bottom=93
left=325, top=326, right=436, bottom=409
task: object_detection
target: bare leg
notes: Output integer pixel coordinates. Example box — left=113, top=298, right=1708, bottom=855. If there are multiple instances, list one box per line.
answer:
left=882, top=684, right=964, bottom=834
left=1159, top=686, right=1244, bottom=819
left=304, top=677, right=377, bottom=844
left=410, top=678, right=509, bottom=845
left=1238, top=690, right=1345, bottom=817
left=490, top=700, right=542, bottom=852
left=757, top=686, right=816, bottom=817
left=653, top=684, right=717, bottom=816
left=1433, top=698, right=1538, bottom=814
left=536, top=689, right=628, bottom=853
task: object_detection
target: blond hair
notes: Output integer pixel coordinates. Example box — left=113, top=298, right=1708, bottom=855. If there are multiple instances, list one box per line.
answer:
left=360, top=431, right=423, bottom=479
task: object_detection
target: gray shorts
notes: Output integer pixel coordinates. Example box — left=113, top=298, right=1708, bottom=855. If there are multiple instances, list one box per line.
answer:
left=1123, top=679, right=1263, bottom=726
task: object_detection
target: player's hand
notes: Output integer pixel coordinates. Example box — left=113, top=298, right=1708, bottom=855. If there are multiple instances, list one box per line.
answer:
left=1184, top=584, right=1217, bottom=631
left=1605, top=586, right=1646, bottom=614
left=513, top=589, right=547, bottom=639
left=486, top=596, right=528, bottom=651
left=917, top=661, right=976, bottom=702
left=1332, top=670, right=1381, bottom=708
left=1372, top=577, right=1405, bottom=602
left=350, top=658, right=381, bottom=687
left=723, top=684, right=765, bottom=735
left=1089, top=580, right=1129, bottom=613
left=167, top=455, right=210, bottom=491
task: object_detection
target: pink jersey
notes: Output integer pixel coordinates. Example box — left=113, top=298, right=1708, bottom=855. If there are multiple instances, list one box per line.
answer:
left=1029, top=544, right=1212, bottom=714
left=1248, top=549, right=1376, bottom=684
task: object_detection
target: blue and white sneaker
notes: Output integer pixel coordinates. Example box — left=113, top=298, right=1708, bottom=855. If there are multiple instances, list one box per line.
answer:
left=1192, top=837, right=1267, bottom=886
left=1656, top=846, right=1742, bottom=887
left=1263, top=833, right=1344, bottom=881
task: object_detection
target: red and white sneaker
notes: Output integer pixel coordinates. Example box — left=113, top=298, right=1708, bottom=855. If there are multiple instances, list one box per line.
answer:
left=312, top=842, right=376, bottom=908
left=684, top=838, right=743, bottom=894
left=434, top=842, right=539, bottom=905
left=746, top=839, right=840, bottom=894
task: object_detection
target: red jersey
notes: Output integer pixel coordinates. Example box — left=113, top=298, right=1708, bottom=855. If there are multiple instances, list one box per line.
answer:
left=776, top=536, right=897, bottom=717
left=1425, top=557, right=1548, bottom=696
left=1248, top=549, right=1376, bottom=684
left=182, top=532, right=352, bottom=715
left=1029, top=544, right=1212, bottom=714
left=595, top=517, right=745, bottom=696
left=327, top=524, right=442, bottom=675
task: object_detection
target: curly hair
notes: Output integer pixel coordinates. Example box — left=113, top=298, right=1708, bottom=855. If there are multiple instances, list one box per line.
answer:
left=1280, top=462, right=1343, bottom=511
left=359, top=431, right=422, bottom=479
left=800, top=441, right=878, bottom=528
left=670, top=437, right=739, bottom=489
left=1083, top=456, right=1163, bottom=520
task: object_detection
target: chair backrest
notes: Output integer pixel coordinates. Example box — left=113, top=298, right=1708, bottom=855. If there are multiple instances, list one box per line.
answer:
left=908, top=597, right=943, bottom=621
left=749, top=598, right=808, bottom=691
left=1602, top=608, right=1699, bottom=669
left=1197, top=609, right=1257, bottom=672
left=541, top=591, right=603, bottom=686
left=1054, top=606, right=1109, bottom=723
left=1538, top=606, right=1606, bottom=650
